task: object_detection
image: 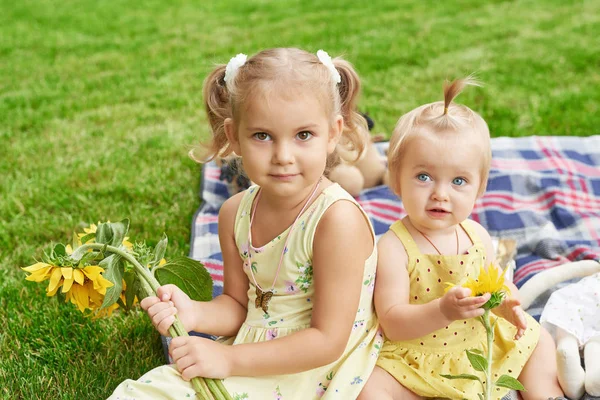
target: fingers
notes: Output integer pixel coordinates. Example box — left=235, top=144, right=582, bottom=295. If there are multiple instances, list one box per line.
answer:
left=458, top=293, right=490, bottom=308
left=156, top=284, right=179, bottom=302
left=140, top=295, right=160, bottom=311
left=147, top=301, right=177, bottom=335
left=463, top=307, right=486, bottom=319
left=170, top=337, right=203, bottom=381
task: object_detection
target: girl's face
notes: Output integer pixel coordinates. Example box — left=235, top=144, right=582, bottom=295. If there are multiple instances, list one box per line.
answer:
left=225, top=89, right=342, bottom=200
left=397, top=131, right=483, bottom=235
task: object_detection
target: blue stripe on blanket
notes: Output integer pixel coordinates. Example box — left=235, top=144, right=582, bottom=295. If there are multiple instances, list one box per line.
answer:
left=189, top=136, right=600, bottom=321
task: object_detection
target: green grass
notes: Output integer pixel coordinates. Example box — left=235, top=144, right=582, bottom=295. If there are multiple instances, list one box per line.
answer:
left=1, top=0, right=598, bottom=398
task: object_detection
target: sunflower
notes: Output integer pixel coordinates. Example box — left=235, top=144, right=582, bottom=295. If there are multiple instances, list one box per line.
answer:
left=22, top=263, right=114, bottom=313
left=445, top=263, right=511, bottom=310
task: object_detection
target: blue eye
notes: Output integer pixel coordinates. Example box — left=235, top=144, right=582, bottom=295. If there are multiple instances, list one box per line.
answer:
left=297, top=131, right=313, bottom=141
left=452, top=177, right=466, bottom=186
left=254, top=132, right=271, bottom=141
left=417, top=174, right=431, bottom=182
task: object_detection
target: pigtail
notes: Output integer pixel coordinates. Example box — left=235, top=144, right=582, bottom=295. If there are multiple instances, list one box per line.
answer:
left=189, top=65, right=233, bottom=162
left=332, top=58, right=369, bottom=163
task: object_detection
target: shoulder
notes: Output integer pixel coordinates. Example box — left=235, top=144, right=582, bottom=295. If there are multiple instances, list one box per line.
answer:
left=377, top=229, right=408, bottom=265
left=466, top=219, right=492, bottom=243
left=316, top=199, right=370, bottom=236
left=218, top=191, right=246, bottom=228
left=314, top=199, right=373, bottom=256
left=465, top=219, right=495, bottom=262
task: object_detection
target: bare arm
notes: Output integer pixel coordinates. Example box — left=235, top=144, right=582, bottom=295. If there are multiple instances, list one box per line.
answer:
left=374, top=230, right=453, bottom=341
left=190, top=192, right=249, bottom=337
left=228, top=200, right=373, bottom=376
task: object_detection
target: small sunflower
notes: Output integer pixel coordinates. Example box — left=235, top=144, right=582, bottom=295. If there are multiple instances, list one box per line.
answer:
left=445, top=263, right=511, bottom=309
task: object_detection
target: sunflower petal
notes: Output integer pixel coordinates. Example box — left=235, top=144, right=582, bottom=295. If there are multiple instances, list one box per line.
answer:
left=73, top=269, right=85, bottom=285
left=47, top=267, right=64, bottom=293
left=22, top=262, right=51, bottom=273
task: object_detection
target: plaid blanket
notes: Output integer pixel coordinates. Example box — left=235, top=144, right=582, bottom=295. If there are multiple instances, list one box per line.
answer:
left=190, top=135, right=600, bottom=321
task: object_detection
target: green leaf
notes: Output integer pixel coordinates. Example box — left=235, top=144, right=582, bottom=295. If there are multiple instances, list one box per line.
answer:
left=53, top=243, right=67, bottom=257
left=440, top=373, right=481, bottom=381
left=469, top=348, right=484, bottom=355
left=123, top=270, right=138, bottom=311
left=78, top=250, right=105, bottom=266
left=151, top=233, right=168, bottom=268
left=79, top=233, right=95, bottom=245
left=108, top=219, right=129, bottom=248
left=95, top=222, right=114, bottom=245
left=466, top=349, right=488, bottom=372
left=495, top=374, right=525, bottom=390
left=153, top=256, right=212, bottom=301
left=99, top=254, right=124, bottom=309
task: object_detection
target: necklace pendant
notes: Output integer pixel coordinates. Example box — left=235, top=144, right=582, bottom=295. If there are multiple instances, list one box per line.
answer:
left=255, top=287, right=274, bottom=314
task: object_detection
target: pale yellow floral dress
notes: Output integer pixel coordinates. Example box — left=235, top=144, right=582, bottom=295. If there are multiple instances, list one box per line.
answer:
left=376, top=220, right=540, bottom=400
left=108, top=183, right=382, bottom=400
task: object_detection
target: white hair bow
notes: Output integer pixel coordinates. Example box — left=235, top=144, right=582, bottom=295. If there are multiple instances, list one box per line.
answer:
left=317, top=50, right=341, bottom=84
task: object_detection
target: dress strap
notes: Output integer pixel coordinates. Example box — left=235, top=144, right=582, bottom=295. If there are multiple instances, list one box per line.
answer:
left=459, top=220, right=483, bottom=248
left=389, top=220, right=420, bottom=255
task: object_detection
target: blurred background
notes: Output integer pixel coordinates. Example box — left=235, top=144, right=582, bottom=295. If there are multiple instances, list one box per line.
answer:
left=1, top=0, right=598, bottom=398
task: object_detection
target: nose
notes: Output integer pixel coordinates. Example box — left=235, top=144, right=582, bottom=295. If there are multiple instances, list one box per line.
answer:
left=272, top=141, right=294, bottom=165
left=432, top=183, right=449, bottom=202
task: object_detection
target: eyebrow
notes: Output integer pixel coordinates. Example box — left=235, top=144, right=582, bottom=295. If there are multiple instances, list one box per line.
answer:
left=245, top=123, right=320, bottom=132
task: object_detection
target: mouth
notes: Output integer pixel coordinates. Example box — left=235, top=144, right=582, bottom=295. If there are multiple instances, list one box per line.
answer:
left=269, top=173, right=298, bottom=180
left=427, top=208, right=450, bottom=217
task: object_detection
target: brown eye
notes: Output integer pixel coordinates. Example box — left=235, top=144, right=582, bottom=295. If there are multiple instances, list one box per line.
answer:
left=297, top=131, right=312, bottom=141
left=254, top=132, right=270, bottom=141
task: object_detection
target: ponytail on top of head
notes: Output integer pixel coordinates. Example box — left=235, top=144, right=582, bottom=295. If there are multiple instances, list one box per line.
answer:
left=387, top=74, right=491, bottom=197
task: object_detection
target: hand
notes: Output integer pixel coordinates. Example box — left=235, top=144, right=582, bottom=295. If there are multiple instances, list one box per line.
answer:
left=439, top=287, right=491, bottom=322
left=170, top=336, right=233, bottom=380
left=140, top=284, right=197, bottom=336
left=492, top=297, right=527, bottom=340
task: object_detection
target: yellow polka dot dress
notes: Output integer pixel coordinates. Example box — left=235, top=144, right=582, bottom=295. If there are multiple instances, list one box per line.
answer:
left=376, top=220, right=540, bottom=400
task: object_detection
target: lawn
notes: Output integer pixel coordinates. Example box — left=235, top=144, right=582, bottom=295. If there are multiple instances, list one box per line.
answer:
left=1, top=0, right=598, bottom=398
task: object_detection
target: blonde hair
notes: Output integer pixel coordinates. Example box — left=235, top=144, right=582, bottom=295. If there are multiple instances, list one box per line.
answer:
left=388, top=76, right=491, bottom=197
left=191, top=48, right=369, bottom=169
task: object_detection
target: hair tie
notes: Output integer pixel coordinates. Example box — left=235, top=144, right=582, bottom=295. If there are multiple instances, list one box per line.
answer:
left=443, top=107, right=449, bottom=115
left=224, top=53, right=247, bottom=85
left=316, top=50, right=341, bottom=84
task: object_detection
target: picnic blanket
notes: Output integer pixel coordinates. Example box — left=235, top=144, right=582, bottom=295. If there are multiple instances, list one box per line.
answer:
left=176, top=135, right=600, bottom=399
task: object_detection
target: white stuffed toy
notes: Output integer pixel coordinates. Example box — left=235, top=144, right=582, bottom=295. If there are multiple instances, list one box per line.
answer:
left=520, top=260, right=600, bottom=399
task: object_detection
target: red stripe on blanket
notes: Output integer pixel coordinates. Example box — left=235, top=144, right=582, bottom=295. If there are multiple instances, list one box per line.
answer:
left=195, top=215, right=219, bottom=224
left=491, top=159, right=600, bottom=177
left=475, top=191, right=600, bottom=212
left=203, top=260, right=224, bottom=283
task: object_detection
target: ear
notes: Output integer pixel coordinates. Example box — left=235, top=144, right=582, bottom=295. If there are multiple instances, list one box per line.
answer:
left=327, top=115, right=344, bottom=154
left=224, top=118, right=241, bottom=155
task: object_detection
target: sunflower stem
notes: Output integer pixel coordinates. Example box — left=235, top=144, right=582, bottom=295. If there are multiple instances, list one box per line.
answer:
left=76, top=243, right=221, bottom=400
left=482, top=309, right=494, bottom=400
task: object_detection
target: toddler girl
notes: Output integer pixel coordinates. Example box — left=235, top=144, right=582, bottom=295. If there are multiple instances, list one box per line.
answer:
left=358, top=77, right=564, bottom=400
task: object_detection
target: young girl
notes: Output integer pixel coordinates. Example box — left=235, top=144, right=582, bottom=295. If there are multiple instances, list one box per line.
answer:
left=108, top=48, right=382, bottom=400
left=358, top=77, right=564, bottom=400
